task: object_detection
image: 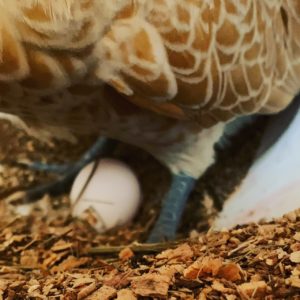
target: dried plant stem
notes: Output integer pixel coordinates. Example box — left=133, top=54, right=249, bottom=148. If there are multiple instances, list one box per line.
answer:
left=88, top=240, right=186, bottom=255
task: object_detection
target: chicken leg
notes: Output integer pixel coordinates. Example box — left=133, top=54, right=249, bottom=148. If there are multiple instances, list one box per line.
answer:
left=20, top=137, right=117, bottom=203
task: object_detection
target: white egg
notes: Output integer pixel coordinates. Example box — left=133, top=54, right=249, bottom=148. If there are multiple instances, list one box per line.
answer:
left=70, top=159, right=141, bottom=232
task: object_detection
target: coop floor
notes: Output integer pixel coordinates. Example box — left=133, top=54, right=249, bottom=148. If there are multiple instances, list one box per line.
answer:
left=0, top=118, right=266, bottom=243
left=1, top=119, right=300, bottom=298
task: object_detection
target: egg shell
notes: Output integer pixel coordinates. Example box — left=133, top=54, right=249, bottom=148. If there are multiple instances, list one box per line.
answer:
left=70, top=159, right=141, bottom=232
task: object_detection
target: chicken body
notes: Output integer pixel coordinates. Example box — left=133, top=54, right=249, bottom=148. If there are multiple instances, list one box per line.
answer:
left=0, top=1, right=300, bottom=208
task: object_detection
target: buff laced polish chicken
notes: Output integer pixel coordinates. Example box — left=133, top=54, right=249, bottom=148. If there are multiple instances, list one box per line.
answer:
left=0, top=0, right=300, bottom=242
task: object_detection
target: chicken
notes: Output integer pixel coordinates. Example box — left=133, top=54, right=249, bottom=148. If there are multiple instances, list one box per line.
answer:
left=0, top=0, right=299, bottom=242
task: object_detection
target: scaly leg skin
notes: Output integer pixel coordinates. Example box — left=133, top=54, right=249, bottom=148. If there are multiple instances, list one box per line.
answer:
left=147, top=123, right=225, bottom=242
left=147, top=173, right=196, bottom=243
left=17, top=162, right=71, bottom=174
left=217, top=115, right=257, bottom=149
left=21, top=137, right=117, bottom=203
